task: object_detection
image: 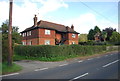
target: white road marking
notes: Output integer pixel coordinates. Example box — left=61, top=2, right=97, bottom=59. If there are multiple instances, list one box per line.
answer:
left=87, top=58, right=93, bottom=60
left=78, top=60, right=83, bottom=63
left=35, top=68, right=48, bottom=71
left=70, top=73, right=89, bottom=81
left=59, top=64, right=68, bottom=67
left=105, top=55, right=108, bottom=57
left=0, top=73, right=19, bottom=77
left=102, top=60, right=119, bottom=68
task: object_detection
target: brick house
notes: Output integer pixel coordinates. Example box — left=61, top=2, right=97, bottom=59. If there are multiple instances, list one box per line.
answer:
left=21, top=15, right=79, bottom=45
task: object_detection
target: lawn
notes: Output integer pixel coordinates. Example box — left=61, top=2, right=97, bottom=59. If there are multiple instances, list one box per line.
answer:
left=2, top=62, right=22, bottom=75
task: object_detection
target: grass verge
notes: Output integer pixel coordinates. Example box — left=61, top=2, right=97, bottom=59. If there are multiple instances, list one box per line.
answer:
left=13, top=54, right=78, bottom=62
left=2, top=62, right=22, bottom=75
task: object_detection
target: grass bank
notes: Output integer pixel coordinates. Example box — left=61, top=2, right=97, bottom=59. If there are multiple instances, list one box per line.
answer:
left=13, top=54, right=78, bottom=62
left=2, top=62, right=22, bottom=75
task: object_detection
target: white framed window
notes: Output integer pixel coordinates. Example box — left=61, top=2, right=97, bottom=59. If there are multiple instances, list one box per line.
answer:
left=72, top=41, right=75, bottom=44
left=22, top=41, right=26, bottom=45
left=72, top=34, right=76, bottom=38
left=22, top=33, right=24, bottom=37
left=27, top=32, right=29, bottom=36
left=29, top=31, right=31, bottom=36
left=45, top=29, right=50, bottom=35
left=29, top=41, right=32, bottom=45
left=45, top=40, right=50, bottom=45
left=24, top=33, right=26, bottom=36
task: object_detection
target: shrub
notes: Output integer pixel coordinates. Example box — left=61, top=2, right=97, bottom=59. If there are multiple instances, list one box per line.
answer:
left=14, top=45, right=107, bottom=59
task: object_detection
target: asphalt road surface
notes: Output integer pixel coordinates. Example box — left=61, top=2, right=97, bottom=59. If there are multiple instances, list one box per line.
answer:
left=2, top=52, right=120, bottom=81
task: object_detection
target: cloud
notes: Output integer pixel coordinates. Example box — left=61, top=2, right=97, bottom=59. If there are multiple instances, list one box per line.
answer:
left=0, top=0, right=68, bottom=32
left=0, top=1, right=9, bottom=25
left=62, top=13, right=118, bottom=34
left=63, top=13, right=97, bottom=34
left=37, top=0, right=68, bottom=18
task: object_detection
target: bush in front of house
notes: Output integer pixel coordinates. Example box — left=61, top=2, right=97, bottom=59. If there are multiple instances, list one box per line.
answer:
left=14, top=45, right=107, bottom=59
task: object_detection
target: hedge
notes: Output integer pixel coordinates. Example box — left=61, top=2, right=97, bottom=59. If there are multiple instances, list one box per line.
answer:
left=14, top=45, right=107, bottom=58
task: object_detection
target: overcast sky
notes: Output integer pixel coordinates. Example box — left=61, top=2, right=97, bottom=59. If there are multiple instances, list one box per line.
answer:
left=0, top=0, right=119, bottom=34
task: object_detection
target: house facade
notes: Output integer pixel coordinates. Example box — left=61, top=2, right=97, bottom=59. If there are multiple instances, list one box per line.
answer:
left=21, top=15, right=79, bottom=45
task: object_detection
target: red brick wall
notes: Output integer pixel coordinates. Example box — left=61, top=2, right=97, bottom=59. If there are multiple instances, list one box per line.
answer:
left=55, top=33, right=62, bottom=42
left=65, top=33, right=78, bottom=45
left=22, top=38, right=39, bottom=45
left=38, top=28, right=55, bottom=45
left=22, top=29, right=39, bottom=40
left=38, top=38, right=55, bottom=45
left=21, top=28, right=79, bottom=45
left=38, top=29, right=55, bottom=38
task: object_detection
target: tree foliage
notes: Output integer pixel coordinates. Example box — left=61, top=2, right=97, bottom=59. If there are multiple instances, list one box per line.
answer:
left=94, top=26, right=101, bottom=34
left=87, top=29, right=95, bottom=40
left=87, top=26, right=101, bottom=40
left=110, top=31, right=120, bottom=44
left=103, top=27, right=116, bottom=41
left=101, top=31, right=107, bottom=42
left=79, top=34, right=88, bottom=42
left=1, top=20, right=22, bottom=62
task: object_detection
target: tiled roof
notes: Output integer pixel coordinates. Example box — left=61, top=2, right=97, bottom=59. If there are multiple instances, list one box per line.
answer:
left=21, top=20, right=79, bottom=34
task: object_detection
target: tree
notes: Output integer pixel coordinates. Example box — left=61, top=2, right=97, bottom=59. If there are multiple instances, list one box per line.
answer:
left=94, top=26, right=101, bottom=34
left=1, top=20, right=21, bottom=62
left=103, top=27, right=116, bottom=41
left=110, top=31, right=120, bottom=44
left=87, top=29, right=95, bottom=40
left=87, top=26, right=101, bottom=41
left=79, top=34, right=88, bottom=42
left=101, top=31, right=107, bottom=42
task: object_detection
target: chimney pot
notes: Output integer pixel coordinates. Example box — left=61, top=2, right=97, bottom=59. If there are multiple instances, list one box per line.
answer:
left=66, top=26, right=69, bottom=31
left=33, top=14, right=37, bottom=27
left=71, top=24, right=74, bottom=30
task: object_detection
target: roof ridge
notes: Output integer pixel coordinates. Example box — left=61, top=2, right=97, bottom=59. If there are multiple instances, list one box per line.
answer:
left=40, top=20, right=66, bottom=27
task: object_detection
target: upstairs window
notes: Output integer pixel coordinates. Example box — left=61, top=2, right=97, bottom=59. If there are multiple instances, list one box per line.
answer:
left=24, top=33, right=26, bottom=36
left=45, top=40, right=50, bottom=45
left=22, top=33, right=26, bottom=37
left=29, top=31, right=31, bottom=36
left=45, top=29, right=50, bottom=35
left=72, top=34, right=76, bottom=38
left=27, top=32, right=29, bottom=36
left=22, top=33, right=24, bottom=37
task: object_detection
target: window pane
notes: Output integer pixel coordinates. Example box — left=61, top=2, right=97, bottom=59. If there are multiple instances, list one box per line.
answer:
left=45, top=40, right=50, bottom=45
left=45, top=30, right=50, bottom=35
left=72, top=34, right=76, bottom=38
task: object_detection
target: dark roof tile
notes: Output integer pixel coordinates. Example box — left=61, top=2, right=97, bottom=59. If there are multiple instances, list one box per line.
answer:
left=21, top=20, right=79, bottom=34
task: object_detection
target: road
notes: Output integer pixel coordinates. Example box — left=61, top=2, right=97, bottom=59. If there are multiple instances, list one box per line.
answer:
left=2, top=52, right=120, bottom=81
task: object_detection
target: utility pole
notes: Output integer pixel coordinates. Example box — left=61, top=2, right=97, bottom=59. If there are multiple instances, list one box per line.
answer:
left=8, top=0, right=13, bottom=66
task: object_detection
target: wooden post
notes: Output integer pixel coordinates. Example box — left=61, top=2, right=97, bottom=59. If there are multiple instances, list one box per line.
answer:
left=8, top=0, right=13, bottom=66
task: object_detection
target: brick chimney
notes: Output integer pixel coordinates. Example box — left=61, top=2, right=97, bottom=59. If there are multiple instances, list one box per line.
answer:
left=71, top=24, right=74, bottom=30
left=33, top=15, right=37, bottom=27
left=66, top=26, right=69, bottom=31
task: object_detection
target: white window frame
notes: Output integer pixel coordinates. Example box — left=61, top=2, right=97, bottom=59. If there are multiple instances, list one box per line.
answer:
left=45, top=40, right=50, bottom=45
left=29, top=41, right=32, bottom=45
left=72, top=34, right=76, bottom=38
left=29, top=31, right=31, bottom=36
left=22, top=33, right=24, bottom=37
left=45, top=29, right=50, bottom=35
left=24, top=33, right=26, bottom=37
left=27, top=32, right=29, bottom=36
left=22, top=41, right=26, bottom=45
left=72, top=41, right=75, bottom=44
